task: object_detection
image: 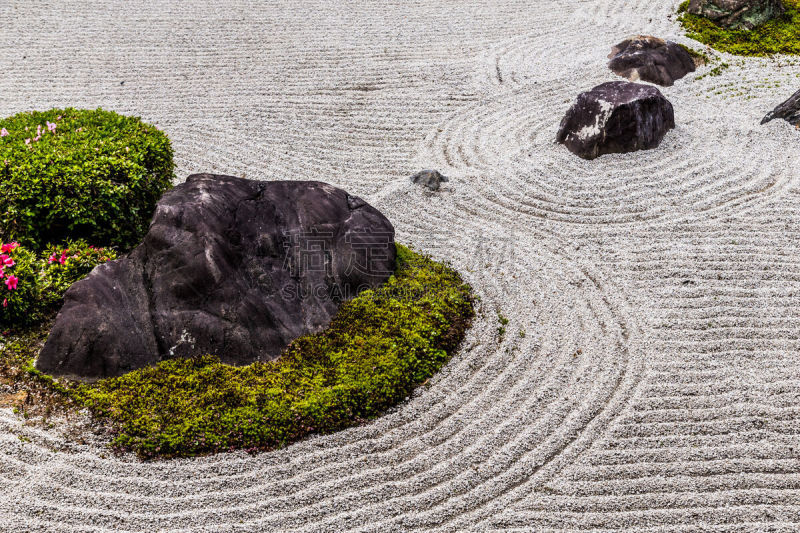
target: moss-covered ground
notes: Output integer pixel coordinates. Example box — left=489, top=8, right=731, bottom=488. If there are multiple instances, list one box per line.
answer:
left=678, top=0, right=800, bottom=56
left=1, top=244, right=474, bottom=459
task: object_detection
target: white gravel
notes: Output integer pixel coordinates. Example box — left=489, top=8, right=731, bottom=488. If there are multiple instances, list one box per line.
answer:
left=3, top=0, right=800, bottom=531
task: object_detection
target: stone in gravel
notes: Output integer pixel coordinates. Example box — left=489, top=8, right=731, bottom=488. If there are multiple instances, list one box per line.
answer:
left=687, top=0, right=784, bottom=30
left=608, top=36, right=696, bottom=87
left=36, top=174, right=396, bottom=380
left=410, top=169, right=449, bottom=191
left=556, top=81, right=675, bottom=160
left=761, top=88, right=800, bottom=127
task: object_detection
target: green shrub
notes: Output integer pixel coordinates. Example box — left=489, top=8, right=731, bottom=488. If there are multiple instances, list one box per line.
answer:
left=0, top=240, right=117, bottom=326
left=678, top=0, right=800, bottom=56
left=72, top=245, right=474, bottom=458
left=0, top=108, right=174, bottom=250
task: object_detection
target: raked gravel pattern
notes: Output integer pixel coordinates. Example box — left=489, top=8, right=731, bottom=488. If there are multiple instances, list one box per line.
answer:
left=2, top=0, right=800, bottom=531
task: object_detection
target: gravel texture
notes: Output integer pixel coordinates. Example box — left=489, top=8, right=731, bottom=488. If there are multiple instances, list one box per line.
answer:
left=2, top=0, right=800, bottom=531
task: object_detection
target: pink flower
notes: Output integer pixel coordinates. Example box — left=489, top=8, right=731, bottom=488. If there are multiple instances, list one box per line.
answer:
left=0, top=128, right=7, bottom=137
left=5, top=275, right=18, bottom=290
left=2, top=299, right=6, bottom=308
left=59, top=251, right=67, bottom=265
left=0, top=255, right=14, bottom=267
left=47, top=121, right=56, bottom=133
left=0, top=242, right=18, bottom=253
left=48, top=253, right=56, bottom=264
left=24, top=138, right=30, bottom=145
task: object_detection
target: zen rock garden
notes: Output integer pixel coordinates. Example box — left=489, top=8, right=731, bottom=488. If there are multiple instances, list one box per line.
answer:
left=6, top=1, right=800, bottom=531
left=0, top=0, right=799, bottom=465
left=2, top=0, right=798, bottom=457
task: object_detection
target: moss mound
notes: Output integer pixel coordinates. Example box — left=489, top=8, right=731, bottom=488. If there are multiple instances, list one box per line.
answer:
left=55, top=245, right=473, bottom=458
left=678, top=0, right=800, bottom=56
left=0, top=108, right=174, bottom=250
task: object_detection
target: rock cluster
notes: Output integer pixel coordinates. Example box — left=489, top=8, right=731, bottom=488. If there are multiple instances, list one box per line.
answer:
left=36, top=174, right=396, bottom=380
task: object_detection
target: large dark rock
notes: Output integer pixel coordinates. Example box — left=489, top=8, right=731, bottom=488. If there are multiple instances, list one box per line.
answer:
left=36, top=174, right=396, bottom=381
left=556, top=81, right=675, bottom=160
left=687, top=0, right=785, bottom=30
left=761, top=88, right=800, bottom=127
left=608, top=36, right=696, bottom=87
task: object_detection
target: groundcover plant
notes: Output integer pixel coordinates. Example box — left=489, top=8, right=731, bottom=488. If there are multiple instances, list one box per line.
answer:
left=678, top=0, right=800, bottom=56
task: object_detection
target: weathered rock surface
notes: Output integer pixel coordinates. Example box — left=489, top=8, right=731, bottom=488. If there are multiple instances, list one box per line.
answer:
left=608, top=36, right=696, bottom=87
left=556, top=81, right=675, bottom=160
left=761, top=88, right=800, bottom=127
left=687, top=0, right=785, bottom=30
left=36, top=174, right=396, bottom=380
left=410, top=169, right=449, bottom=191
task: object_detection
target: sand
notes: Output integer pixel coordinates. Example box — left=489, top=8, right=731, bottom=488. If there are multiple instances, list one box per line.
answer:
left=2, top=0, right=800, bottom=531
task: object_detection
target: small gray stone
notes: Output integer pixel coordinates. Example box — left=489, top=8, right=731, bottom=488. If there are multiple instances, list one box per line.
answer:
left=410, top=169, right=449, bottom=191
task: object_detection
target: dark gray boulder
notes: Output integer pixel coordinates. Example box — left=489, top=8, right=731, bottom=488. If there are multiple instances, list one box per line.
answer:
left=608, top=36, right=696, bottom=87
left=556, top=81, right=675, bottom=160
left=410, top=169, right=449, bottom=191
left=762, top=88, right=800, bottom=127
left=686, top=0, right=784, bottom=30
left=36, top=174, right=396, bottom=381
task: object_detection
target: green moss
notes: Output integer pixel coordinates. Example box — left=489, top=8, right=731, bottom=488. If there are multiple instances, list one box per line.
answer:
left=0, top=108, right=174, bottom=250
left=695, top=61, right=731, bottom=79
left=497, top=313, right=509, bottom=338
left=52, top=244, right=474, bottom=458
left=678, top=0, right=800, bottom=56
left=678, top=43, right=709, bottom=65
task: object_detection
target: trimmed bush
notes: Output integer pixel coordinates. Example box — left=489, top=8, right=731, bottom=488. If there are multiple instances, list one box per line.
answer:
left=678, top=0, right=800, bottom=56
left=71, top=245, right=474, bottom=458
left=0, top=108, right=174, bottom=250
left=0, top=240, right=117, bottom=327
